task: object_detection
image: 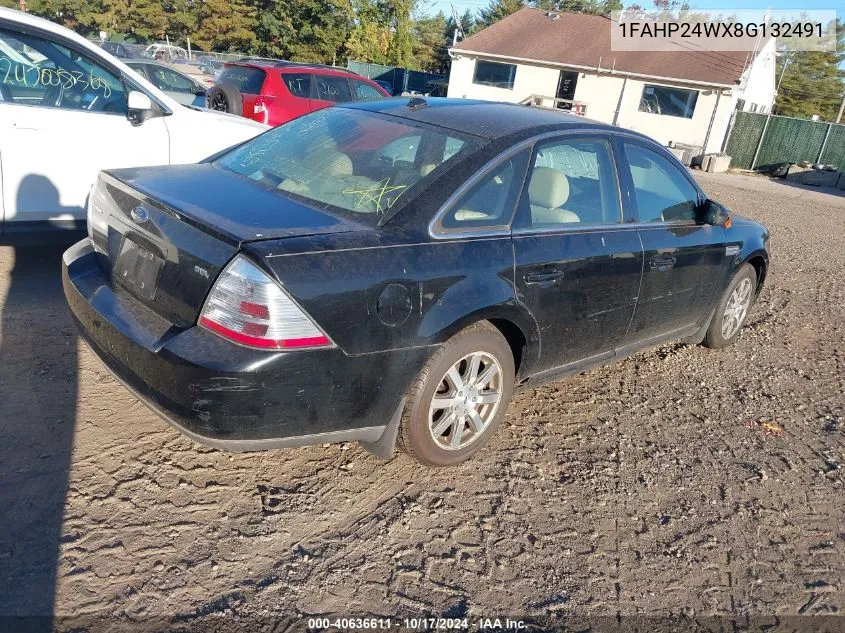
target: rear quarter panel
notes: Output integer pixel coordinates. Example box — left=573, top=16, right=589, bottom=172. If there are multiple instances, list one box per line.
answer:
left=246, top=233, right=538, bottom=359
left=267, top=72, right=312, bottom=126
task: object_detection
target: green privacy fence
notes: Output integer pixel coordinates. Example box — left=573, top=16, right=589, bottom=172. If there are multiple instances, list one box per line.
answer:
left=347, top=61, right=445, bottom=96
left=726, top=111, right=845, bottom=171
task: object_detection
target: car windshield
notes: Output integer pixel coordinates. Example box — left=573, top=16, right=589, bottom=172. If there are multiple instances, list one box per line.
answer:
left=214, top=107, right=482, bottom=225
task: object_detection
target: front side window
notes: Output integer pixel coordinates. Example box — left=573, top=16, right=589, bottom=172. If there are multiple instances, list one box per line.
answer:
left=312, top=75, right=352, bottom=103
left=520, top=138, right=621, bottom=228
left=624, top=143, right=700, bottom=223
left=216, top=108, right=482, bottom=225
left=351, top=79, right=384, bottom=100
left=0, top=28, right=126, bottom=113
left=438, top=149, right=530, bottom=231
left=148, top=66, right=195, bottom=93
left=127, top=63, right=150, bottom=80
left=219, top=65, right=265, bottom=95
left=472, top=60, right=516, bottom=90
left=639, top=84, right=698, bottom=119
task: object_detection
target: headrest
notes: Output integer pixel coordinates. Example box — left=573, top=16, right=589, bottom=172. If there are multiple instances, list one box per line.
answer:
left=528, top=167, right=570, bottom=209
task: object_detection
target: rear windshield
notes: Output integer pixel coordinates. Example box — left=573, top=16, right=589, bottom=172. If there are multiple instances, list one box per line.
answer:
left=219, top=65, right=266, bottom=94
left=214, top=107, right=482, bottom=225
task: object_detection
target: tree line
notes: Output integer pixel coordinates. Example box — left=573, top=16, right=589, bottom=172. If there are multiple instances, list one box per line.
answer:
left=2, top=0, right=841, bottom=120
left=0, top=0, right=623, bottom=72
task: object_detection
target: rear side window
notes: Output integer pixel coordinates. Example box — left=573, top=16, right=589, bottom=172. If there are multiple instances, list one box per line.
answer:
left=284, top=73, right=311, bottom=99
left=219, top=66, right=266, bottom=94
left=312, top=75, right=352, bottom=103
left=624, top=143, right=700, bottom=222
left=351, top=79, right=384, bottom=100
left=438, top=149, right=530, bottom=232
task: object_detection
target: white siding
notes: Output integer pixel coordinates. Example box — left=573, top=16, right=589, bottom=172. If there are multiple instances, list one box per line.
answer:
left=729, top=38, right=777, bottom=114
left=606, top=78, right=734, bottom=153
left=446, top=55, right=558, bottom=103
left=569, top=72, right=625, bottom=123
left=447, top=52, right=761, bottom=154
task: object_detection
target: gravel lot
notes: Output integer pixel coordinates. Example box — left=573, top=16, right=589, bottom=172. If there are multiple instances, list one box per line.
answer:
left=0, top=171, right=843, bottom=627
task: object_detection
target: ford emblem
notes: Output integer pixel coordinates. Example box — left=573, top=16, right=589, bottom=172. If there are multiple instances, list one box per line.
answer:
left=130, top=206, right=149, bottom=224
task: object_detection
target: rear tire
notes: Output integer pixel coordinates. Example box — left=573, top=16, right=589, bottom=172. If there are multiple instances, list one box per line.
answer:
left=207, top=84, right=243, bottom=116
left=398, top=322, right=515, bottom=467
left=703, top=263, right=757, bottom=349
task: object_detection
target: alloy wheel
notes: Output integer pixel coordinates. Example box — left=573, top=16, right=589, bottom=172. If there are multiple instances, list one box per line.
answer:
left=210, top=92, right=228, bottom=112
left=428, top=351, right=503, bottom=451
left=722, top=277, right=753, bottom=339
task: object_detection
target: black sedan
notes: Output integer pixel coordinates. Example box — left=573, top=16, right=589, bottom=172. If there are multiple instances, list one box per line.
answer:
left=63, top=98, right=769, bottom=467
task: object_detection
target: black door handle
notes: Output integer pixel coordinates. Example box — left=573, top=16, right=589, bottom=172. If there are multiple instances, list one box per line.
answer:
left=524, top=270, right=564, bottom=285
left=649, top=256, right=676, bottom=272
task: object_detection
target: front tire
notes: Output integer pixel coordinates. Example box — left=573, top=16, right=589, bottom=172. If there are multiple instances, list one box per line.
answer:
left=703, top=263, right=757, bottom=349
left=398, top=322, right=515, bottom=467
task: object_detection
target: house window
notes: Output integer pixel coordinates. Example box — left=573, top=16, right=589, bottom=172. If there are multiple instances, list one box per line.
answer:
left=735, top=98, right=746, bottom=111
left=473, top=60, right=516, bottom=90
left=639, top=84, right=698, bottom=119
left=749, top=103, right=758, bottom=113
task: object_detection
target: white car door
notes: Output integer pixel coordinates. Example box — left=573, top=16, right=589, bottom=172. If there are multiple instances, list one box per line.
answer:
left=0, top=24, right=169, bottom=231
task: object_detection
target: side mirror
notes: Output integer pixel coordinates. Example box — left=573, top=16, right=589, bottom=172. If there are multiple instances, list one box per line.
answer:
left=127, top=90, right=153, bottom=125
left=700, top=199, right=731, bottom=227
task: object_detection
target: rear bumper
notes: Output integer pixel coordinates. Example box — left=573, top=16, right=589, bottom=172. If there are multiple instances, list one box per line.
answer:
left=62, top=239, right=429, bottom=451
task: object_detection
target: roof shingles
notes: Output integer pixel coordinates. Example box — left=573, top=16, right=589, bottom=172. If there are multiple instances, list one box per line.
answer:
left=453, top=8, right=754, bottom=86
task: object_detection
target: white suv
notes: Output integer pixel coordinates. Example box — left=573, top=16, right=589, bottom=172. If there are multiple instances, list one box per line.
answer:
left=0, top=8, right=267, bottom=244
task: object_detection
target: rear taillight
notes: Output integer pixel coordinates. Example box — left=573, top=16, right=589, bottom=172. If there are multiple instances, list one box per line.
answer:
left=252, top=95, right=275, bottom=124
left=199, top=255, right=333, bottom=350
left=87, top=179, right=109, bottom=254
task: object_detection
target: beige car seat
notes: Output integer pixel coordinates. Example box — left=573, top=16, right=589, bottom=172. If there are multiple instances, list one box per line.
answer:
left=529, top=167, right=580, bottom=225
left=278, top=145, right=354, bottom=195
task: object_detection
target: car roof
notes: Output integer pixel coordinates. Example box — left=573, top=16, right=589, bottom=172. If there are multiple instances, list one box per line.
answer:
left=126, top=59, right=173, bottom=69
left=339, top=97, right=634, bottom=141
left=226, top=59, right=360, bottom=76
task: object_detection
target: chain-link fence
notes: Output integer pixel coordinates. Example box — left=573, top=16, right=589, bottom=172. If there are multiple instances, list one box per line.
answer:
left=346, top=61, right=446, bottom=96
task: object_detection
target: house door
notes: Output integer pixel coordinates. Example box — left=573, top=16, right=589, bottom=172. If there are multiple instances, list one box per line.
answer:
left=556, top=71, right=579, bottom=110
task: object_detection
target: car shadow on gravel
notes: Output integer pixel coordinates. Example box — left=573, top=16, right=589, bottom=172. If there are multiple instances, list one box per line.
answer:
left=0, top=244, right=78, bottom=624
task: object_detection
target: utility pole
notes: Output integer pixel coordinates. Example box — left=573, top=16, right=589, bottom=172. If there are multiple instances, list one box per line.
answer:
left=450, top=3, right=463, bottom=47
left=836, top=91, right=845, bottom=124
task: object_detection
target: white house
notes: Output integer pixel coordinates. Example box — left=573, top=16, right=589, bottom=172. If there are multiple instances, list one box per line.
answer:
left=447, top=8, right=776, bottom=154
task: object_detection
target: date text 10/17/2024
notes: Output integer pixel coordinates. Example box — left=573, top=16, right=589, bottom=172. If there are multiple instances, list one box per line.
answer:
left=307, top=618, right=528, bottom=630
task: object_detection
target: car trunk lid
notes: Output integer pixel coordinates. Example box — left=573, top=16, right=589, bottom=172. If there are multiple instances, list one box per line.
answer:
left=91, top=164, right=362, bottom=327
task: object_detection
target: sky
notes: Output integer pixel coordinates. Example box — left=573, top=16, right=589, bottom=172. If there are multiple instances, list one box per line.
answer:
left=421, top=0, right=844, bottom=20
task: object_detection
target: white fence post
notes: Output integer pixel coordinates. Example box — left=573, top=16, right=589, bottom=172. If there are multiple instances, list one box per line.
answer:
left=816, top=123, right=833, bottom=164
